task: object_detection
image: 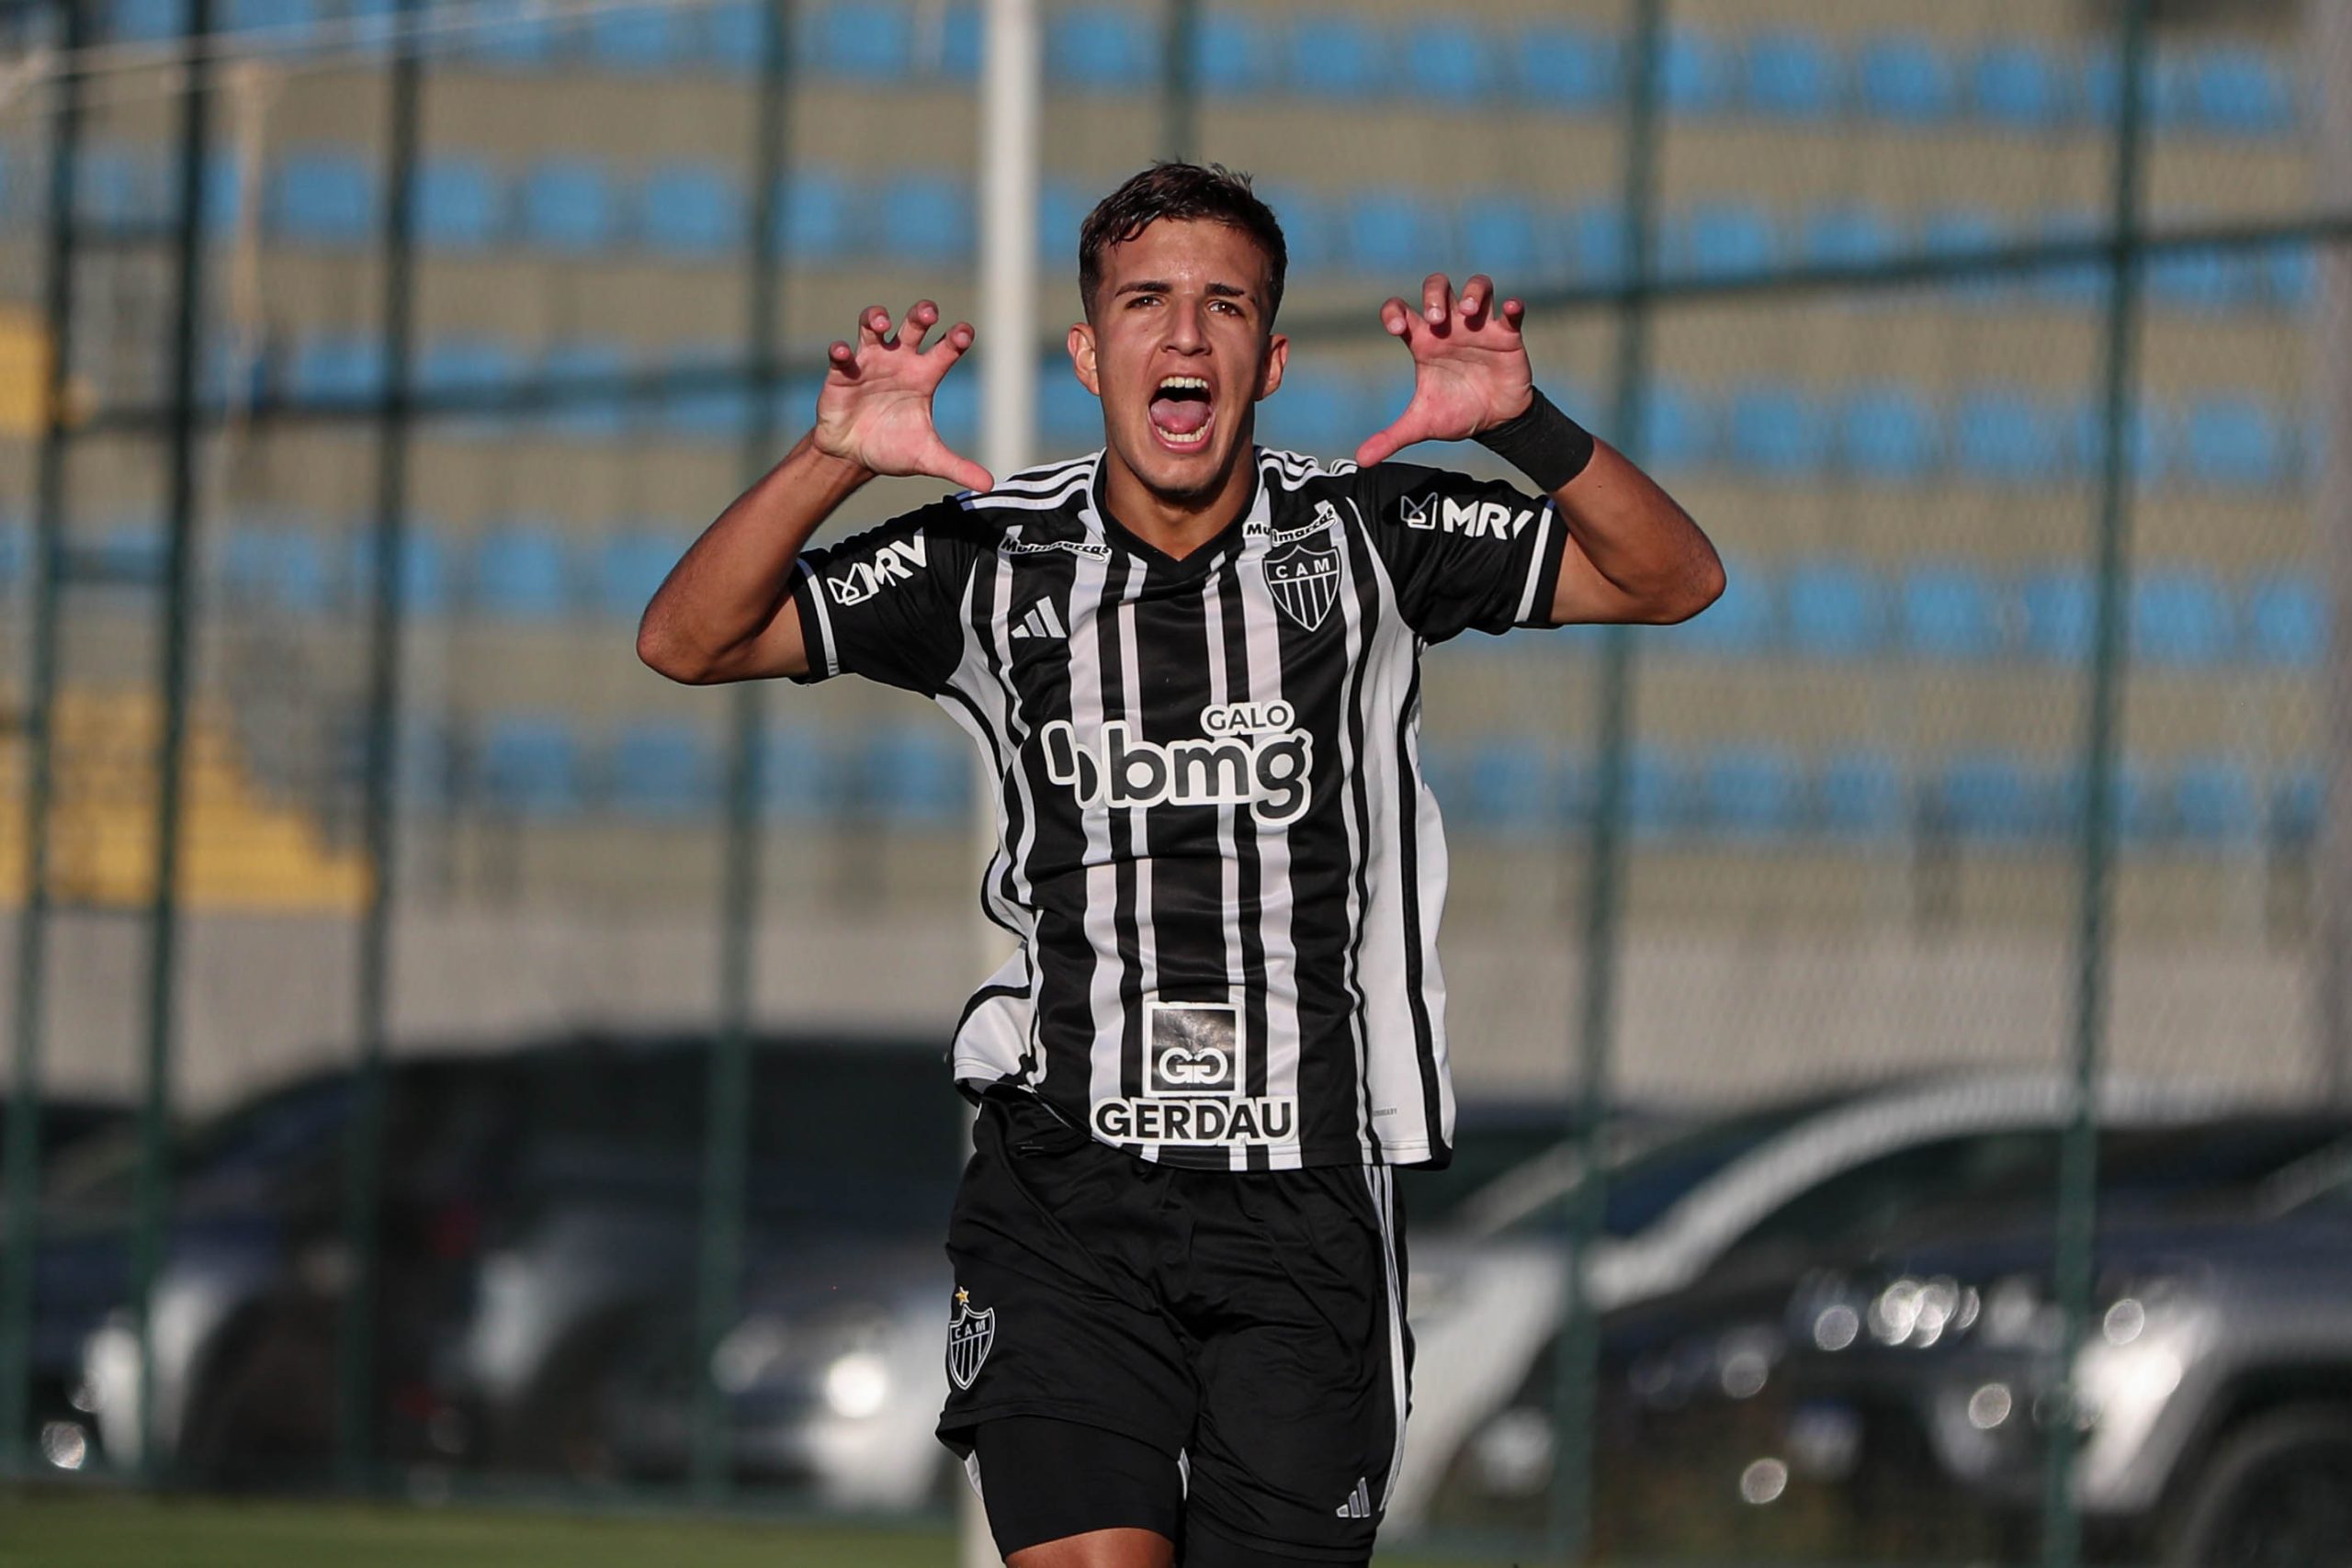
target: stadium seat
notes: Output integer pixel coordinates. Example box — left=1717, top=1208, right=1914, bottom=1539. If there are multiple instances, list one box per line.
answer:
left=774, top=169, right=857, bottom=260
left=1401, top=23, right=1494, bottom=105
left=2111, top=759, right=2168, bottom=842
left=1459, top=197, right=1543, bottom=279
left=462, top=0, right=560, bottom=68
left=876, top=174, right=972, bottom=264
left=343, top=526, right=448, bottom=615
left=803, top=0, right=916, bottom=79
left=1456, top=740, right=1561, bottom=834
left=1674, top=553, right=1770, bottom=655
left=2172, top=757, right=2258, bottom=843
left=760, top=723, right=839, bottom=819
left=269, top=147, right=376, bottom=244
left=222, top=0, right=318, bottom=40
left=219, top=520, right=333, bottom=615
left=413, top=156, right=506, bottom=248
left=2018, top=568, right=2093, bottom=662
left=1254, top=184, right=1334, bottom=274
left=1972, top=42, right=2068, bottom=130
left=1919, top=207, right=2007, bottom=303
left=1802, top=205, right=1897, bottom=268
left=1725, top=383, right=1828, bottom=478
left=1901, top=565, right=2003, bottom=660
left=1288, top=14, right=1389, bottom=98
left=1659, top=25, right=1733, bottom=117
left=1816, top=751, right=1907, bottom=839
left=640, top=163, right=744, bottom=256
left=1623, top=747, right=1690, bottom=839
left=1783, top=558, right=1883, bottom=657
left=928, top=0, right=983, bottom=78
left=2034, top=211, right=2108, bottom=306
left=108, top=0, right=183, bottom=41
left=1193, top=11, right=1279, bottom=96
left=587, top=5, right=686, bottom=71
left=1932, top=753, right=2069, bottom=840
left=1743, top=31, right=1841, bottom=121
left=1041, top=370, right=1102, bottom=451
left=1562, top=203, right=1628, bottom=282
left=594, top=533, right=684, bottom=619
left=537, top=340, right=631, bottom=439
left=418, top=337, right=523, bottom=436
left=610, top=723, right=722, bottom=819
left=478, top=716, right=585, bottom=817
left=521, top=159, right=619, bottom=252
left=288, top=333, right=386, bottom=402
left=702, top=1, right=766, bottom=71
left=2270, top=769, right=2324, bottom=845
left=1856, top=34, right=1955, bottom=124
left=1344, top=194, right=1450, bottom=275
left=2064, top=400, right=2166, bottom=487
left=660, top=347, right=754, bottom=441
left=1035, top=179, right=1091, bottom=265
left=861, top=725, right=972, bottom=825
left=2144, top=243, right=2249, bottom=312
left=1513, top=23, right=1615, bottom=115
left=1838, top=386, right=1938, bottom=481
left=929, top=368, right=979, bottom=448
left=1663, top=202, right=1774, bottom=279
left=2245, top=574, right=2325, bottom=668
left=1702, top=747, right=1803, bottom=837
left=1634, top=382, right=1714, bottom=470
left=2263, top=244, right=2319, bottom=313
left=1953, top=389, right=2064, bottom=485
left=2131, top=570, right=2233, bottom=666
left=2189, top=50, right=2296, bottom=137
left=1048, top=6, right=1156, bottom=89
left=1261, top=368, right=1354, bottom=459
left=2183, top=397, right=2287, bottom=491
left=470, top=525, right=574, bottom=620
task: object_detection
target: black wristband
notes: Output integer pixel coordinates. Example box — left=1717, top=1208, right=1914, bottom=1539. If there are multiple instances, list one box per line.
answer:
left=1474, top=388, right=1596, bottom=492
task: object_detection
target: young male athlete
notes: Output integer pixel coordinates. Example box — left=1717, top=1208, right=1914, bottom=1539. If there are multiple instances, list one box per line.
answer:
left=638, top=164, right=1720, bottom=1567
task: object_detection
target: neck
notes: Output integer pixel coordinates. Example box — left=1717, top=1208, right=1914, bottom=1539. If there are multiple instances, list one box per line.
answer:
left=1098, top=434, right=1258, bottom=561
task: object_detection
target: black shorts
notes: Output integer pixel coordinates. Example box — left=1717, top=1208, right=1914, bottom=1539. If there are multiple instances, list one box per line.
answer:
left=937, top=1088, right=1412, bottom=1562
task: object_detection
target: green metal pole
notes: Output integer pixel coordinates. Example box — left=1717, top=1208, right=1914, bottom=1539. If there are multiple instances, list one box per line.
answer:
left=1547, top=0, right=1662, bottom=1560
left=336, top=0, right=425, bottom=1491
left=128, top=0, right=216, bottom=1484
left=691, top=0, right=793, bottom=1504
left=1160, top=0, right=1198, bottom=163
left=1, top=0, right=85, bottom=1475
left=2042, top=5, right=2149, bottom=1566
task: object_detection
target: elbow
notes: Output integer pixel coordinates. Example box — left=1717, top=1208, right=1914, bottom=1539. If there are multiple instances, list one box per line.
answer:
left=1644, top=548, right=1725, bottom=626
left=636, top=619, right=718, bottom=685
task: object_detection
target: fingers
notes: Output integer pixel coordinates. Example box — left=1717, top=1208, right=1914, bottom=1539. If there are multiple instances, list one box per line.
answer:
left=931, top=320, right=978, bottom=361
left=926, top=440, right=994, bottom=494
left=900, top=299, right=939, bottom=352
left=1499, top=296, right=1526, bottom=333
left=827, top=338, right=859, bottom=377
left=1378, top=296, right=1414, bottom=339
left=1420, top=273, right=1453, bottom=325
left=1353, top=408, right=1429, bottom=469
left=1459, top=274, right=1494, bottom=329
left=856, top=304, right=895, bottom=348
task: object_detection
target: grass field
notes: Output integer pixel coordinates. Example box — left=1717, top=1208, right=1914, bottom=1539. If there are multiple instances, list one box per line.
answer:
left=0, top=1494, right=1510, bottom=1567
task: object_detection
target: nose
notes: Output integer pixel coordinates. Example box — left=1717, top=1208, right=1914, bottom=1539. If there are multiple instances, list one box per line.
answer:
left=1165, top=297, right=1209, bottom=354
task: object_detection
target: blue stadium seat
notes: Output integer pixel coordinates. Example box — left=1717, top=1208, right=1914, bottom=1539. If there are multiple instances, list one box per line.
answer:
left=1041, top=369, right=1102, bottom=451
left=1623, top=747, right=1690, bottom=839
left=1702, top=747, right=1802, bottom=837
left=760, top=723, right=840, bottom=820
left=2270, top=768, right=2324, bottom=844
left=1401, top=23, right=1494, bottom=105
left=1919, top=207, right=2006, bottom=299
left=537, top=340, right=631, bottom=439
left=2183, top=396, right=2286, bottom=491
left=1262, top=368, right=1353, bottom=458
left=641, top=163, right=743, bottom=255
left=220, top=521, right=333, bottom=614
left=1048, top=6, right=1155, bottom=89
left=1743, top=31, right=1841, bottom=120
left=929, top=368, right=979, bottom=448
left=1933, top=753, right=2070, bottom=840
left=660, top=348, right=754, bottom=440
left=1856, top=34, right=1955, bottom=124
left=1193, top=11, right=1279, bottom=96
left=418, top=337, right=522, bottom=436
left=222, top=0, right=318, bottom=40
left=595, top=533, right=683, bottom=619
left=2172, top=757, right=2258, bottom=843
left=1816, top=751, right=1906, bottom=839
left=269, top=147, right=376, bottom=244
left=2111, top=759, right=2168, bottom=842
left=588, top=5, right=687, bottom=71
left=1839, top=385, right=1938, bottom=480
left=1803, top=205, right=1898, bottom=267
left=1783, top=558, right=1883, bottom=657
left=289, top=333, right=386, bottom=402
left=931, top=0, right=984, bottom=77
left=2264, top=244, right=2319, bottom=313
left=1254, top=184, right=1333, bottom=274
left=1459, top=197, right=1542, bottom=278
left=2245, top=574, right=2324, bottom=668
left=413, top=156, right=505, bottom=248
left=478, top=716, right=585, bottom=816
left=703, top=1, right=766, bottom=71
left=1454, top=741, right=1560, bottom=833
left=1035, top=179, right=1091, bottom=265
left=2064, top=400, right=2165, bottom=487
left=1972, top=42, right=2068, bottom=130
left=1901, top=565, right=2002, bottom=660
left=862, top=724, right=971, bottom=824
left=1513, top=23, right=1615, bottom=114
left=463, top=0, right=560, bottom=68
left=1344, top=194, right=1449, bottom=275
left=1953, top=389, right=2064, bottom=485
left=1634, top=382, right=1714, bottom=469
left=2019, top=568, right=2093, bottom=662
left=1726, top=383, right=1828, bottom=478
left=522, top=159, right=619, bottom=252
left=344, top=526, right=448, bottom=615
left=109, top=0, right=183, bottom=41
left=471, top=525, right=574, bottom=620
left=2144, top=244, right=2249, bottom=312
left=609, top=723, right=722, bottom=818
left=1676, top=553, right=1770, bottom=654
left=876, top=174, right=972, bottom=263
left=2190, top=50, right=2296, bottom=137
left=1289, top=15, right=1388, bottom=98
left=1659, top=25, right=1733, bottom=117
left=803, top=0, right=916, bottom=79
left=2132, top=569, right=2233, bottom=666
left=2034, top=211, right=2108, bottom=305
left=1664, top=202, right=1774, bottom=279
left=1563, top=203, right=1627, bottom=282
left=774, top=169, right=857, bottom=260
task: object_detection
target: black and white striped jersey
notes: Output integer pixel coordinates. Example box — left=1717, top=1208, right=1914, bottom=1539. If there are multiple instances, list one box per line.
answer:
left=787, top=446, right=1566, bottom=1170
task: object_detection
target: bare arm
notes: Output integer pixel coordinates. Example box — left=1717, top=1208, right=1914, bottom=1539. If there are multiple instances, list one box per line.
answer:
left=636, top=299, right=992, bottom=685
left=1353, top=272, right=1723, bottom=627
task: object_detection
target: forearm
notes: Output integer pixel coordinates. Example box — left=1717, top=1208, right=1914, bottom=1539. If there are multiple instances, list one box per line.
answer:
left=1547, top=437, right=1724, bottom=625
left=637, top=431, right=873, bottom=683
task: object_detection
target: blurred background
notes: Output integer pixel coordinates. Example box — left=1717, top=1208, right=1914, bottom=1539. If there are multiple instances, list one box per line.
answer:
left=0, top=0, right=2348, bottom=1563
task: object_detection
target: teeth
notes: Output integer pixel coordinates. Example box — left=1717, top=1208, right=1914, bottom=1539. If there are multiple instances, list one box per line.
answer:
left=1158, top=376, right=1209, bottom=392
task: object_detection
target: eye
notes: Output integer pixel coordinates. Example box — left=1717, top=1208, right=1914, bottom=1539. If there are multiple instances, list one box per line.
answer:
left=1210, top=299, right=1241, bottom=316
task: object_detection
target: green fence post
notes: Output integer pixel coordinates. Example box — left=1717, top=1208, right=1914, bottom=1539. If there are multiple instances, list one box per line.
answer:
left=2044, top=3, right=2151, bottom=1565
left=1161, top=0, right=1199, bottom=164
left=337, top=0, right=425, bottom=1493
left=1547, top=0, right=1663, bottom=1560
left=0, top=0, right=85, bottom=1478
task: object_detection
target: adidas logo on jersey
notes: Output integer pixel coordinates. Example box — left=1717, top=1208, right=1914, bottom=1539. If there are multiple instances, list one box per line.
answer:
left=1335, top=1477, right=1375, bottom=1519
left=1011, top=600, right=1068, bottom=641
left=1040, top=703, right=1313, bottom=827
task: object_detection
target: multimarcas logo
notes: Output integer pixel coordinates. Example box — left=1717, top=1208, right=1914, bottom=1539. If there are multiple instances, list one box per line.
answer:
left=1039, top=702, right=1313, bottom=825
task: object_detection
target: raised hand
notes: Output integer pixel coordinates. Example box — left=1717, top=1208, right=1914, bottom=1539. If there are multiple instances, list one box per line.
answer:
left=1352, top=273, right=1535, bottom=470
left=812, top=299, right=993, bottom=492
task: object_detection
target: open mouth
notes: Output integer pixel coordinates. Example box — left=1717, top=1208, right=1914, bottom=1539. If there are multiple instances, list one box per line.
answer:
left=1148, top=375, right=1214, bottom=450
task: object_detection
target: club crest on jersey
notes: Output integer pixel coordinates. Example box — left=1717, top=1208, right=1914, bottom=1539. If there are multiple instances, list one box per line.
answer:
left=945, top=1287, right=994, bottom=1391
left=1266, top=537, right=1340, bottom=633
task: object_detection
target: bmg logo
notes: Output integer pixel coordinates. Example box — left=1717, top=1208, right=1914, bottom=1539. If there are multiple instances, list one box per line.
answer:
left=1144, top=1001, right=1238, bottom=1097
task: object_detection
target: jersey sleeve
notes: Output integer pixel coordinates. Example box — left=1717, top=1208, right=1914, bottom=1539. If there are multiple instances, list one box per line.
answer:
left=1355, top=462, right=1569, bottom=643
left=786, top=500, right=978, bottom=694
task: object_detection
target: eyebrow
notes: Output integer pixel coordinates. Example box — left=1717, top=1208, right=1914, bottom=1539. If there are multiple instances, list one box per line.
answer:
left=1112, top=278, right=1255, bottom=307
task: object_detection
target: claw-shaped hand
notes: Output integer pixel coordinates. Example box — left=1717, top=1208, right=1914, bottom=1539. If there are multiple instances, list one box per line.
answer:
left=1352, top=273, right=1535, bottom=470
left=812, top=299, right=993, bottom=492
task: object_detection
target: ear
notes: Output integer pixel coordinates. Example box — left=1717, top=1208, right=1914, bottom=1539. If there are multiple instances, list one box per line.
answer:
left=1068, top=323, right=1100, bottom=396
left=1254, top=333, right=1289, bottom=401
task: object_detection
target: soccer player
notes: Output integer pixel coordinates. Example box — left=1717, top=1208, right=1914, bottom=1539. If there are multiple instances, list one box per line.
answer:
left=638, top=164, right=1720, bottom=1567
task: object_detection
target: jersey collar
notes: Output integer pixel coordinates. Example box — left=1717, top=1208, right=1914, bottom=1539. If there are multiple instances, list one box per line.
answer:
left=1080, top=446, right=1271, bottom=580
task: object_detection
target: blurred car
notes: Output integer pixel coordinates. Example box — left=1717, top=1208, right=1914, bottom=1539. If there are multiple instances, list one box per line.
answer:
left=54, top=1032, right=961, bottom=1487
left=1383, top=1073, right=2244, bottom=1529
left=1430, top=1112, right=2352, bottom=1563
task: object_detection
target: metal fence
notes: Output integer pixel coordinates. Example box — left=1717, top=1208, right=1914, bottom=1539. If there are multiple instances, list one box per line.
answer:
left=1, top=0, right=2348, bottom=1562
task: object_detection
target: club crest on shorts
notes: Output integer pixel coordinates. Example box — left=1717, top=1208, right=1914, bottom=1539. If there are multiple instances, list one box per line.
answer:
left=946, top=1286, right=995, bottom=1391
left=1265, top=536, right=1340, bottom=633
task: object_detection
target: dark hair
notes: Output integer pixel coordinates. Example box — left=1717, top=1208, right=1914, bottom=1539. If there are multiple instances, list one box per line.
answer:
left=1078, top=162, right=1288, bottom=324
